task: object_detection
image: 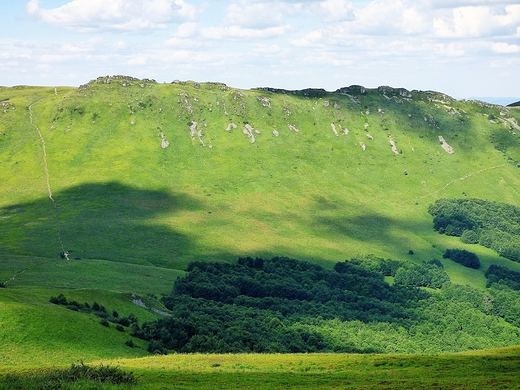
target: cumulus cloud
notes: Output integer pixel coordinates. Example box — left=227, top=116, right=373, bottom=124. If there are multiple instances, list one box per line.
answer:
left=433, top=4, right=520, bottom=38
left=319, top=0, right=355, bottom=23
left=26, top=0, right=196, bottom=32
left=491, top=42, right=520, bottom=53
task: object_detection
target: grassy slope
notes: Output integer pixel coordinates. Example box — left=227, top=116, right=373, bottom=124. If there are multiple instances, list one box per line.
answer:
left=1, top=78, right=520, bottom=369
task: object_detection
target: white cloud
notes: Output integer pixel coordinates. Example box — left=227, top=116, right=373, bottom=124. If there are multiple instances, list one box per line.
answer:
left=319, top=0, right=355, bottom=23
left=433, top=4, right=520, bottom=38
left=26, top=0, right=196, bottom=32
left=251, top=44, right=283, bottom=55
left=491, top=42, right=520, bottom=54
left=291, top=30, right=324, bottom=47
left=202, top=25, right=292, bottom=40
left=434, top=42, right=465, bottom=57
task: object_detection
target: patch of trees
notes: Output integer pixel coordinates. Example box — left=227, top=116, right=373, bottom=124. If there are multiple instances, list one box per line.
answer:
left=429, top=198, right=520, bottom=262
left=394, top=259, right=450, bottom=288
left=49, top=294, right=139, bottom=331
left=132, top=257, right=426, bottom=354
left=443, top=249, right=481, bottom=269
left=485, top=265, right=520, bottom=290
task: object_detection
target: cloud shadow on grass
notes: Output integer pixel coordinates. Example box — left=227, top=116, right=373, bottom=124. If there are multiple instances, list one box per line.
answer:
left=0, top=181, right=203, bottom=269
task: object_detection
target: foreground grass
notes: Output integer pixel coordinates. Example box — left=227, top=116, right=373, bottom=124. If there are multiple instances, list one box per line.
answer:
left=2, top=347, right=519, bottom=389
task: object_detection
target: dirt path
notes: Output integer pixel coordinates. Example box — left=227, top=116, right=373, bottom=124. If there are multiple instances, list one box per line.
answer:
left=419, top=165, right=505, bottom=200
left=3, top=269, right=26, bottom=286
left=29, top=103, right=68, bottom=259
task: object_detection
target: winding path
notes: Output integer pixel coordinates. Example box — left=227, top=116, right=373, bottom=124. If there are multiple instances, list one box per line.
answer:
left=419, top=164, right=505, bottom=200
left=29, top=103, right=68, bottom=259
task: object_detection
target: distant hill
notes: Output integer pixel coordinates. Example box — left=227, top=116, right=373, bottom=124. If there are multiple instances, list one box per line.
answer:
left=468, top=97, right=520, bottom=106
left=508, top=100, right=520, bottom=107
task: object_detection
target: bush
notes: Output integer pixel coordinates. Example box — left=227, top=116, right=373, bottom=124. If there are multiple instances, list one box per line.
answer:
left=2, top=362, right=137, bottom=387
left=116, top=324, right=125, bottom=332
left=443, top=249, right=480, bottom=269
left=100, top=318, right=110, bottom=327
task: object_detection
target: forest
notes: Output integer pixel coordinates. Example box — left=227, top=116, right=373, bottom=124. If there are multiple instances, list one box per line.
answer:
left=128, top=257, right=520, bottom=354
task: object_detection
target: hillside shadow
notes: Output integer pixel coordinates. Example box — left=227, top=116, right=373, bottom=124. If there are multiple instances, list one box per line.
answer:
left=0, top=181, right=203, bottom=269
left=298, top=194, right=438, bottom=260
left=311, top=206, right=435, bottom=258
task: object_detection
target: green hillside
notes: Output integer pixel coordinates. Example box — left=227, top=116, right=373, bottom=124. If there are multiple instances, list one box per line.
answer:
left=1, top=76, right=520, bottom=380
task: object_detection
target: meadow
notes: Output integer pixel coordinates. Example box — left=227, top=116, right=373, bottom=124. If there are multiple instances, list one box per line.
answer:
left=1, top=347, right=520, bottom=389
left=1, top=77, right=520, bottom=387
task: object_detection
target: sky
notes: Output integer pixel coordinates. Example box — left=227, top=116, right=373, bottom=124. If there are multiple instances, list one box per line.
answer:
left=0, top=0, right=519, bottom=101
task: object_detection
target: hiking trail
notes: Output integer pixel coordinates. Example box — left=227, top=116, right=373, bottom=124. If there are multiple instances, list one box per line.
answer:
left=29, top=103, right=68, bottom=260
left=419, top=165, right=505, bottom=200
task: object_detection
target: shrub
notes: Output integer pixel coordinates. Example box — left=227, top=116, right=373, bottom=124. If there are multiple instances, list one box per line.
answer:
left=2, top=362, right=137, bottom=387
left=116, top=324, right=125, bottom=332
left=443, top=249, right=480, bottom=269
left=100, top=318, right=110, bottom=327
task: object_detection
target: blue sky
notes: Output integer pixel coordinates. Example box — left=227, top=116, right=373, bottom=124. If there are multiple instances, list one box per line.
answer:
left=1, top=0, right=519, bottom=101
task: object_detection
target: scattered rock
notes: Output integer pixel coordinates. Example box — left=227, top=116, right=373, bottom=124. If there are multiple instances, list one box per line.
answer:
left=323, top=101, right=330, bottom=107
left=505, top=117, right=520, bottom=131
left=335, top=85, right=366, bottom=95
left=131, top=294, right=147, bottom=308
left=288, top=124, right=300, bottom=133
left=366, top=133, right=374, bottom=140
left=273, top=129, right=279, bottom=136
left=331, top=123, right=339, bottom=136
left=226, top=123, right=237, bottom=132
left=190, top=121, right=206, bottom=146
left=160, top=133, right=169, bottom=148
left=360, top=142, right=366, bottom=151
left=242, top=123, right=257, bottom=143
left=388, top=136, right=399, bottom=154
left=257, top=96, right=271, bottom=108
left=151, top=307, right=172, bottom=317
left=438, top=136, right=454, bottom=154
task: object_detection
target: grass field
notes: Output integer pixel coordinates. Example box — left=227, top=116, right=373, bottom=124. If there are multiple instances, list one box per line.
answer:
left=1, top=347, right=519, bottom=389
left=1, top=77, right=520, bottom=379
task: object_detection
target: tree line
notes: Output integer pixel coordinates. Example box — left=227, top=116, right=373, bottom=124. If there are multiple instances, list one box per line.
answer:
left=429, top=198, right=520, bottom=262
